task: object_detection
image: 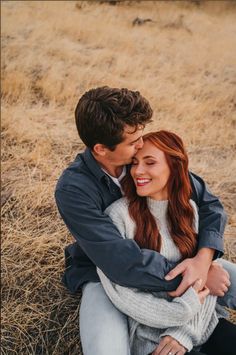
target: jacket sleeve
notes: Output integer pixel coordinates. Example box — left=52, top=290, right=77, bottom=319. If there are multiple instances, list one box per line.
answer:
left=97, top=268, right=201, bottom=328
left=189, top=172, right=227, bottom=259
left=55, top=187, right=181, bottom=292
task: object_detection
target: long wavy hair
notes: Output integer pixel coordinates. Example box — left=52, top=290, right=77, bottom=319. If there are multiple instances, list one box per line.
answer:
left=122, top=130, right=197, bottom=259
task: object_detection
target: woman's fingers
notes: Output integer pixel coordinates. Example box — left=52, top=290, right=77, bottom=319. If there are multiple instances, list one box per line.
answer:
left=192, top=278, right=210, bottom=303
left=198, top=286, right=210, bottom=304
left=152, top=336, right=187, bottom=355
left=192, top=278, right=202, bottom=292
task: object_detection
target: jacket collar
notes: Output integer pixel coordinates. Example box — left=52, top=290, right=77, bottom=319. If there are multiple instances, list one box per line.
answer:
left=82, top=148, right=107, bottom=181
left=81, top=148, right=131, bottom=191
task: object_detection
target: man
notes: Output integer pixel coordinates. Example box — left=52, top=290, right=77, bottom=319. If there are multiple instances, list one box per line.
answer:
left=55, top=86, right=235, bottom=355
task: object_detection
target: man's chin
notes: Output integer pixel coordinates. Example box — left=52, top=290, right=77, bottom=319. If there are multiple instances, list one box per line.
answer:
left=120, top=157, right=132, bottom=165
left=125, top=158, right=133, bottom=165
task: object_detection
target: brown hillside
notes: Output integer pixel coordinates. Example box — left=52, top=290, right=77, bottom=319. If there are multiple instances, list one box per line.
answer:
left=1, top=1, right=236, bottom=354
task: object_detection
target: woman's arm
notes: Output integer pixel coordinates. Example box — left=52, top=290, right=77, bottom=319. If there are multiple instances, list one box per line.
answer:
left=159, top=294, right=217, bottom=352
left=97, top=268, right=201, bottom=328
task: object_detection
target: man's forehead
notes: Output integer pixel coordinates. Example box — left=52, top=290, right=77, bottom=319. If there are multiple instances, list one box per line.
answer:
left=122, top=126, right=143, bottom=144
left=124, top=124, right=144, bottom=134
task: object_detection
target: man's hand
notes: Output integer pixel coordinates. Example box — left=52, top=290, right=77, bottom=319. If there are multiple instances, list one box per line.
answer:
left=206, top=261, right=230, bottom=296
left=165, top=248, right=214, bottom=297
left=152, top=336, right=187, bottom=355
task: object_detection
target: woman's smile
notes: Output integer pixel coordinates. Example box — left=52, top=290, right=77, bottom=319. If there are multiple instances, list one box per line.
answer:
left=135, top=178, right=152, bottom=187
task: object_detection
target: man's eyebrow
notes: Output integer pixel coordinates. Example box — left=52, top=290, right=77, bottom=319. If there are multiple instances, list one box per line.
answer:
left=130, top=137, right=142, bottom=144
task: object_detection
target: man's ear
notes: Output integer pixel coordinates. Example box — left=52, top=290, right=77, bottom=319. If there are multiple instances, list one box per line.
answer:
left=93, top=143, right=107, bottom=156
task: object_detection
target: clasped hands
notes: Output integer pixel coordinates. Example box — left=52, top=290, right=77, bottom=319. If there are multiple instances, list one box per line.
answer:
left=165, top=250, right=230, bottom=298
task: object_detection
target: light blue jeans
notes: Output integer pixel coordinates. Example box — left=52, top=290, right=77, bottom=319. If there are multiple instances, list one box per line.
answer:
left=79, top=281, right=131, bottom=355
left=79, top=259, right=236, bottom=355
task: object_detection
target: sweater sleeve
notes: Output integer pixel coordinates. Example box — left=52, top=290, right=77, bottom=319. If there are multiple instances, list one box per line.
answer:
left=97, top=268, right=201, bottom=328
left=160, top=294, right=218, bottom=352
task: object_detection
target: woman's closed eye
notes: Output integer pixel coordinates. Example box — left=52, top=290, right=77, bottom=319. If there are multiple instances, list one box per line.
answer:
left=145, top=160, right=156, bottom=165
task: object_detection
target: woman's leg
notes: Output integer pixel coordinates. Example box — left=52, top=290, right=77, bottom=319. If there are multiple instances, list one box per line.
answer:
left=79, top=282, right=130, bottom=355
left=216, top=259, right=236, bottom=309
left=200, top=318, right=236, bottom=355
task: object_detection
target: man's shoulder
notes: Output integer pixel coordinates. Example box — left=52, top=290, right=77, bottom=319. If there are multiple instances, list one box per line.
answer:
left=55, top=150, right=100, bottom=192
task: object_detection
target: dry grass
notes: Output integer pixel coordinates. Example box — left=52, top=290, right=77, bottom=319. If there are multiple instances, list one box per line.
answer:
left=1, top=1, right=236, bottom=354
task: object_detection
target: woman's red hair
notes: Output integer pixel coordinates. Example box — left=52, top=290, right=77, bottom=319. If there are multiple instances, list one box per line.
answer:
left=122, top=130, right=197, bottom=259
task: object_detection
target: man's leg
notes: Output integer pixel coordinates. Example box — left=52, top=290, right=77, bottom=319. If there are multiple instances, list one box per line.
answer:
left=79, top=282, right=130, bottom=355
left=217, top=258, right=236, bottom=309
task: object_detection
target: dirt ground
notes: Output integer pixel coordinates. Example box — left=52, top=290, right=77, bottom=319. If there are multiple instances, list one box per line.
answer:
left=1, top=1, right=236, bottom=354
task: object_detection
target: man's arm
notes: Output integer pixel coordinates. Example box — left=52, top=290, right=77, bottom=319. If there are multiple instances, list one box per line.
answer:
left=55, top=171, right=227, bottom=294
left=55, top=186, right=181, bottom=292
left=190, top=172, right=227, bottom=258
left=166, top=172, right=228, bottom=296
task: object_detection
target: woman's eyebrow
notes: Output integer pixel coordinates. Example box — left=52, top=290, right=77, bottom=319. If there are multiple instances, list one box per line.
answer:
left=132, top=155, right=156, bottom=161
left=143, top=155, right=156, bottom=159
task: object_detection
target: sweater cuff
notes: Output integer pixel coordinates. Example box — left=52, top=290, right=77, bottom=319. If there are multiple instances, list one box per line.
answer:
left=177, top=286, right=201, bottom=316
left=160, top=328, right=193, bottom=352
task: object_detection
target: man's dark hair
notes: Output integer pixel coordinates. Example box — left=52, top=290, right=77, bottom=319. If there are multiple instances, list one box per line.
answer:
left=75, top=86, right=153, bottom=150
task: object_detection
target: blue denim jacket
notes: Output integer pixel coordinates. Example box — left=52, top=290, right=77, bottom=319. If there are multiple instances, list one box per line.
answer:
left=55, top=148, right=226, bottom=293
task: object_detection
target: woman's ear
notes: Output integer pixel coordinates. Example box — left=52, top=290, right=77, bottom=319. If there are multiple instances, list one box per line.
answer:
left=93, top=143, right=107, bottom=157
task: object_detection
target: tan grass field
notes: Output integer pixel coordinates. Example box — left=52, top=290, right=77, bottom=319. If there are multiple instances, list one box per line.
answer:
left=1, top=1, right=236, bottom=354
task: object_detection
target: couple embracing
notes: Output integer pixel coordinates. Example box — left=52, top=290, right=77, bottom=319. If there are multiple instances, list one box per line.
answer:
left=55, top=86, right=236, bottom=355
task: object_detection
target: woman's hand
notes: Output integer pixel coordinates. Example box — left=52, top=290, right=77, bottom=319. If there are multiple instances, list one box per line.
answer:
left=152, top=335, right=187, bottom=355
left=152, top=281, right=208, bottom=355
left=192, top=278, right=210, bottom=304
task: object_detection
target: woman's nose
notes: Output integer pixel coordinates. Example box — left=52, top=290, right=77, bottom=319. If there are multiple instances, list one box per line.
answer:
left=133, top=163, right=145, bottom=176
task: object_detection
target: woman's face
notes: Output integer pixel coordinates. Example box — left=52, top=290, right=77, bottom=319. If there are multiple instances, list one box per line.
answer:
left=130, top=140, right=170, bottom=200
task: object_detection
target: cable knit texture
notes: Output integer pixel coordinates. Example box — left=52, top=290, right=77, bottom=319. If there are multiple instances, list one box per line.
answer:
left=97, top=197, right=226, bottom=355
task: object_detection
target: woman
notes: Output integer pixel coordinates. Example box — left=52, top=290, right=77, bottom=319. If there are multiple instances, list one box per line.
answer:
left=97, top=130, right=236, bottom=355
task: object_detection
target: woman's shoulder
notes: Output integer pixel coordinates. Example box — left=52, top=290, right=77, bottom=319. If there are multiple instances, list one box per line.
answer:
left=190, top=199, right=199, bottom=232
left=105, top=197, right=135, bottom=239
left=190, top=199, right=198, bottom=212
left=105, top=197, right=129, bottom=216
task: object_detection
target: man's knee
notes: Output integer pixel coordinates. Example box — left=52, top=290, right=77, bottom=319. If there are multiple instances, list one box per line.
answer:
left=85, top=331, right=130, bottom=354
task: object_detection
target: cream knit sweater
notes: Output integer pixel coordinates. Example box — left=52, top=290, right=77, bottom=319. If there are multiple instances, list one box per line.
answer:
left=97, top=197, right=225, bottom=355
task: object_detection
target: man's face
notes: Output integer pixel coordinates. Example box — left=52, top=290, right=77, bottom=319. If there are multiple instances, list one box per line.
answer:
left=105, top=125, right=144, bottom=166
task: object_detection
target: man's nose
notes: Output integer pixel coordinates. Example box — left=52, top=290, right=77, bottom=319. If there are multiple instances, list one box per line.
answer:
left=135, top=137, right=143, bottom=149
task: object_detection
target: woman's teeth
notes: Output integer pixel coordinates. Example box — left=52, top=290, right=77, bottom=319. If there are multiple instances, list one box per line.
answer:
left=136, top=178, right=151, bottom=186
